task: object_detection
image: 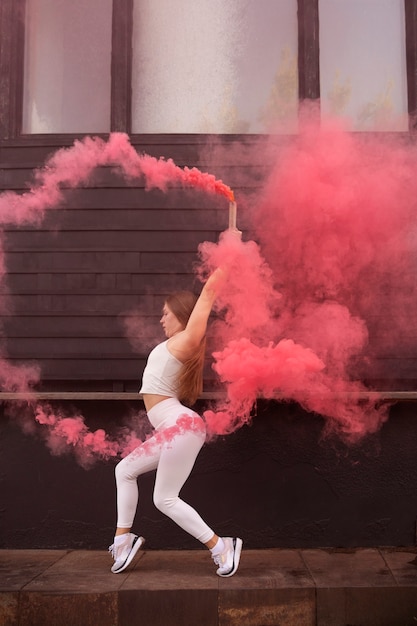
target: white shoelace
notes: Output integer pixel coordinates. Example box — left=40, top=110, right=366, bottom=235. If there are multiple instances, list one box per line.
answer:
left=108, top=537, right=130, bottom=561
left=212, top=551, right=227, bottom=566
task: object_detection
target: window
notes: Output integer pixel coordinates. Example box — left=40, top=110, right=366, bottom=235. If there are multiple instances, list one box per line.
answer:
left=22, top=0, right=112, bottom=133
left=319, top=0, right=408, bottom=131
left=1, top=0, right=416, bottom=139
left=131, top=0, right=298, bottom=133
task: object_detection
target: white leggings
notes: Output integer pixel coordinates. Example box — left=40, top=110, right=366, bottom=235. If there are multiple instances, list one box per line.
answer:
left=115, top=398, right=215, bottom=545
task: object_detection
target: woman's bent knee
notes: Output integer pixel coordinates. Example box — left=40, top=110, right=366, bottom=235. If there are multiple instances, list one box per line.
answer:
left=154, top=494, right=175, bottom=514
left=115, top=457, right=132, bottom=483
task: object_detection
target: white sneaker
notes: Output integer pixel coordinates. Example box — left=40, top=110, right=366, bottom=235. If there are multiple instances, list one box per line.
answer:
left=108, top=533, right=145, bottom=574
left=212, top=537, right=243, bottom=577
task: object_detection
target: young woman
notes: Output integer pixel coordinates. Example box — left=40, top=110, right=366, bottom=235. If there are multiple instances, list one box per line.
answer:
left=109, top=267, right=242, bottom=576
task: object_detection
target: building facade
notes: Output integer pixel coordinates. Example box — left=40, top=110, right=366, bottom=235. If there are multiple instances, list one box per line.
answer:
left=1, top=0, right=417, bottom=550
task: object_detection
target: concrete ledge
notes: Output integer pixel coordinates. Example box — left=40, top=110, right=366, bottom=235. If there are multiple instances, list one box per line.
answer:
left=1, top=548, right=417, bottom=625
left=0, top=391, right=223, bottom=401
left=1, top=390, right=417, bottom=401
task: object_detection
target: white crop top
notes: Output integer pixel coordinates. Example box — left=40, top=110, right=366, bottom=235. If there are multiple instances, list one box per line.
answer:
left=140, top=340, right=183, bottom=397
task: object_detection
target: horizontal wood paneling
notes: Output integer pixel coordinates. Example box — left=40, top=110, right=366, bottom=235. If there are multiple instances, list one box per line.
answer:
left=9, top=293, right=146, bottom=313
left=25, top=209, right=225, bottom=231
left=4, top=230, right=215, bottom=250
left=3, top=273, right=193, bottom=294
left=4, top=338, right=134, bottom=357
left=0, top=135, right=275, bottom=162
left=6, top=250, right=143, bottom=272
left=5, top=230, right=213, bottom=254
left=31, top=358, right=145, bottom=381
left=0, top=146, right=241, bottom=390
left=3, top=315, right=146, bottom=336
left=6, top=251, right=197, bottom=273
left=0, top=165, right=265, bottom=191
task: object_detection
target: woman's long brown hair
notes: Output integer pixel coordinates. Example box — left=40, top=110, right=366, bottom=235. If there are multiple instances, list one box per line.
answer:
left=165, top=291, right=206, bottom=406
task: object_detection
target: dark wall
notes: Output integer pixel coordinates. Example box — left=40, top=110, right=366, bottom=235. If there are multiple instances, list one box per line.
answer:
left=1, top=398, right=417, bottom=550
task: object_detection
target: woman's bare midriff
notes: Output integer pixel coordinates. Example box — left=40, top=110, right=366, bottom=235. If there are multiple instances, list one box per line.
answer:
left=142, top=393, right=173, bottom=412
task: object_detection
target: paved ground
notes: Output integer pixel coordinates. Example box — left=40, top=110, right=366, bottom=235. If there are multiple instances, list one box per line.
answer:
left=2, top=547, right=417, bottom=625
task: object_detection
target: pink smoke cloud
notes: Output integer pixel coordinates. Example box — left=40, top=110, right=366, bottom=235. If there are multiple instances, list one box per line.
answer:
left=33, top=403, right=146, bottom=469
left=0, top=358, right=40, bottom=394
left=197, top=118, right=417, bottom=442
left=197, top=233, right=390, bottom=441
left=0, top=133, right=233, bottom=228
left=33, top=403, right=203, bottom=470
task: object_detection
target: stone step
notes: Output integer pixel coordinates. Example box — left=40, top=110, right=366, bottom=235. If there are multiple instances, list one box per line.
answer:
left=1, top=548, right=417, bottom=626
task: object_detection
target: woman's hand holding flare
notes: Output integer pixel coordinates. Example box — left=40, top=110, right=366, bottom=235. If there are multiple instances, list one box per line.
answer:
left=228, top=201, right=242, bottom=240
